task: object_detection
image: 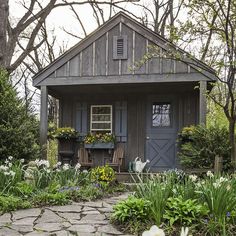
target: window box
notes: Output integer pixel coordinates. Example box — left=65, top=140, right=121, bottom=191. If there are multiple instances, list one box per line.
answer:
left=84, top=142, right=114, bottom=149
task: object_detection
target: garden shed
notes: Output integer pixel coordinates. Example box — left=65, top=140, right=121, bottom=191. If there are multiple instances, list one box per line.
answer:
left=33, top=12, right=217, bottom=171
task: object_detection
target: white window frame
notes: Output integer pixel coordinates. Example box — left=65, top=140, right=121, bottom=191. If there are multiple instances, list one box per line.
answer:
left=90, top=105, right=112, bottom=133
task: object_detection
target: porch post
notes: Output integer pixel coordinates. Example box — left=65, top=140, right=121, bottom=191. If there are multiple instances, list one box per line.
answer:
left=40, top=86, right=48, bottom=159
left=199, top=81, right=207, bottom=124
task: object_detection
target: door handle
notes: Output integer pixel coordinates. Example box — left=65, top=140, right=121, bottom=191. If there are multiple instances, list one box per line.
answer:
left=146, top=136, right=150, bottom=140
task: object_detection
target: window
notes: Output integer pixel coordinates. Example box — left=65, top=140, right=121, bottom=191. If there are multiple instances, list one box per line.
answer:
left=90, top=105, right=112, bottom=133
left=152, top=103, right=171, bottom=127
left=113, top=36, right=127, bottom=60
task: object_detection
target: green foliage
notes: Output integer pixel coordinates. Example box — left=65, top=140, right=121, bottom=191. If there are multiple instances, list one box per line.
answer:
left=134, top=173, right=174, bottom=225
left=178, top=125, right=231, bottom=170
left=33, top=191, right=69, bottom=207
left=0, top=158, right=24, bottom=194
left=12, top=182, right=35, bottom=198
left=0, top=195, right=31, bottom=213
left=0, top=69, right=40, bottom=161
left=164, top=196, right=208, bottom=226
left=90, top=164, right=115, bottom=183
left=47, top=139, right=58, bottom=168
left=55, top=127, right=78, bottom=139
left=84, top=132, right=115, bottom=144
left=113, top=196, right=150, bottom=222
left=69, top=184, right=103, bottom=201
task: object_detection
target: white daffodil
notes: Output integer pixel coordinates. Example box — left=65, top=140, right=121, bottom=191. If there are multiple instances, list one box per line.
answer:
left=0, top=165, right=8, bottom=171
left=75, top=163, right=81, bottom=170
left=63, top=164, right=70, bottom=171
left=8, top=156, right=13, bottom=161
left=20, top=159, right=25, bottom=163
left=180, top=227, right=189, bottom=236
left=142, top=225, right=165, bottom=236
left=189, top=174, right=198, bottom=182
left=206, top=171, right=214, bottom=178
left=9, top=170, right=16, bottom=177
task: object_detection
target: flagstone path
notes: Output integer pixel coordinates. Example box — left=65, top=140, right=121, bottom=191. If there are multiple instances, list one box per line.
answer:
left=0, top=193, right=133, bottom=236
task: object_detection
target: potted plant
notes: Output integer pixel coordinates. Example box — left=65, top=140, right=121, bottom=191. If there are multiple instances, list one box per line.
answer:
left=84, top=133, right=115, bottom=149
left=55, top=127, right=79, bottom=164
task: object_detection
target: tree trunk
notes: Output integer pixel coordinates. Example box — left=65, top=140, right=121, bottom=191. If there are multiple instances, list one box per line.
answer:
left=229, top=120, right=236, bottom=169
left=0, top=0, right=8, bottom=69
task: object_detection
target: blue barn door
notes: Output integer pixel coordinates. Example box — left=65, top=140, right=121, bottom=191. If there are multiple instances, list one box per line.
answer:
left=146, top=96, right=178, bottom=171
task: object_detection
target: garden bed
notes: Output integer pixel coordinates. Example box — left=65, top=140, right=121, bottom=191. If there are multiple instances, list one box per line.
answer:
left=0, top=157, right=126, bottom=213
left=112, top=170, right=236, bottom=236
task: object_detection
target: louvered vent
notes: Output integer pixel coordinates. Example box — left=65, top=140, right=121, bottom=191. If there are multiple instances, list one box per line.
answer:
left=113, top=35, right=127, bottom=60
left=117, top=38, right=124, bottom=56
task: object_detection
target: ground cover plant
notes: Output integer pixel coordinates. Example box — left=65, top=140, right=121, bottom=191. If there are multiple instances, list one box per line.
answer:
left=0, top=157, right=125, bottom=213
left=112, top=170, right=236, bottom=236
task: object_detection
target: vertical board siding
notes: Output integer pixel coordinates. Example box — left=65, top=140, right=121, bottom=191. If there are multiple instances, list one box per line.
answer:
left=56, top=63, right=67, bottom=77
left=183, top=93, right=198, bottom=126
left=69, top=54, right=80, bottom=76
left=148, top=42, right=161, bottom=74
left=121, top=24, right=133, bottom=75
left=75, top=102, right=88, bottom=136
left=82, top=44, right=93, bottom=76
left=175, top=61, right=188, bottom=73
left=95, top=35, right=106, bottom=76
left=115, top=101, right=127, bottom=142
left=134, top=32, right=146, bottom=74
left=108, top=24, right=120, bottom=75
left=61, top=99, right=73, bottom=126
left=162, top=59, right=175, bottom=74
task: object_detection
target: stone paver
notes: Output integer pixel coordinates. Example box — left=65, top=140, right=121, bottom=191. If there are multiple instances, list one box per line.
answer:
left=0, top=193, right=133, bottom=236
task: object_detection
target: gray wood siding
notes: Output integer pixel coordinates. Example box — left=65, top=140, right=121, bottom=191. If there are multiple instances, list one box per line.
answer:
left=121, top=24, right=133, bottom=75
left=69, top=55, right=80, bottom=76
left=108, top=24, right=120, bottom=75
left=82, top=45, right=93, bottom=76
left=51, top=23, right=195, bottom=80
left=95, top=35, right=106, bottom=76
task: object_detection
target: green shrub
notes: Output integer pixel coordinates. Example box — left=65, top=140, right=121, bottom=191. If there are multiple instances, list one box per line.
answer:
left=12, top=182, right=35, bottom=198
left=0, top=195, right=31, bottom=213
left=90, top=165, right=115, bottom=183
left=178, top=125, right=231, bottom=170
left=69, top=184, right=103, bottom=201
left=33, top=192, right=70, bottom=207
left=0, top=69, right=40, bottom=161
left=164, top=196, right=208, bottom=226
left=113, top=196, right=150, bottom=223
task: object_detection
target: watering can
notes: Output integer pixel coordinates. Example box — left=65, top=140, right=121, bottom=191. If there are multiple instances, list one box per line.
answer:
left=132, top=157, right=150, bottom=173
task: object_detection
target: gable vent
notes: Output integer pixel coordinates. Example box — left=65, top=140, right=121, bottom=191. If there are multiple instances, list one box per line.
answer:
left=117, top=38, right=124, bottom=56
left=113, top=35, right=127, bottom=60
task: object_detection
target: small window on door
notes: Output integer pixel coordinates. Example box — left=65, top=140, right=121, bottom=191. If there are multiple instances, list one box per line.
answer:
left=152, top=103, right=171, bottom=127
left=90, top=105, right=112, bottom=133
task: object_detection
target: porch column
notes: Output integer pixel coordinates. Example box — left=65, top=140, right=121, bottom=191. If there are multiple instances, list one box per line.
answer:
left=199, top=81, right=207, bottom=124
left=40, top=86, right=48, bottom=159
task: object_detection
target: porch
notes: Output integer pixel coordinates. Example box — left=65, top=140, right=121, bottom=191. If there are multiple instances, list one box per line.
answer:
left=41, top=82, right=207, bottom=172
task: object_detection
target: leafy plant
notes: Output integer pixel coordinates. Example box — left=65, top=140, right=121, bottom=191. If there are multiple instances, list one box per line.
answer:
left=32, top=191, right=70, bottom=207
left=178, top=125, right=231, bottom=170
left=84, top=132, right=115, bottom=144
left=0, top=195, right=31, bottom=213
left=134, top=174, right=173, bottom=225
left=90, top=164, right=115, bottom=183
left=55, top=127, right=78, bottom=139
left=113, top=196, right=150, bottom=222
left=164, top=196, right=208, bottom=226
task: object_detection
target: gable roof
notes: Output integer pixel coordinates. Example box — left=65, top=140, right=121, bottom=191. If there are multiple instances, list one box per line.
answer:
left=33, top=11, right=218, bottom=87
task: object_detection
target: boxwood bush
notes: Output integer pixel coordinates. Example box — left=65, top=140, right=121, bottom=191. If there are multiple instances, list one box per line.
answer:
left=178, top=125, right=231, bottom=171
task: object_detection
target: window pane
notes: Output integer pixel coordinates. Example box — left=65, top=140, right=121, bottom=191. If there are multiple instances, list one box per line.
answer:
left=152, top=103, right=171, bottom=127
left=92, top=114, right=111, bottom=122
left=92, top=106, right=111, bottom=114
left=92, top=123, right=111, bottom=130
